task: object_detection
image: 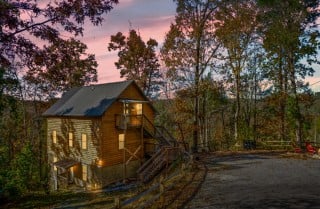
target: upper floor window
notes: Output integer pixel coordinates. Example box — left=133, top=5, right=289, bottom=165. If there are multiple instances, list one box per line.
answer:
left=81, top=133, right=87, bottom=149
left=123, top=103, right=143, bottom=115
left=135, top=103, right=142, bottom=115
left=68, top=132, right=73, bottom=147
left=52, top=130, right=57, bottom=144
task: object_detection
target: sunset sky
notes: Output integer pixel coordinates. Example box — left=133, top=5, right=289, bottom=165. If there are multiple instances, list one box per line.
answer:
left=78, top=0, right=320, bottom=91
left=79, top=0, right=176, bottom=83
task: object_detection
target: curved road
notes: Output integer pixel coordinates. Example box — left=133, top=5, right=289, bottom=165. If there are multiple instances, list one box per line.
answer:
left=184, top=153, right=320, bottom=209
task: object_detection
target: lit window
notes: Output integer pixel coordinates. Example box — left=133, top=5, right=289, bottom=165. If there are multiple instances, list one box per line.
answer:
left=81, top=134, right=87, bottom=149
left=53, top=156, right=57, bottom=171
left=69, top=132, right=73, bottom=147
left=82, top=164, right=88, bottom=181
left=52, top=130, right=57, bottom=144
left=136, top=103, right=142, bottom=115
left=119, top=134, right=124, bottom=150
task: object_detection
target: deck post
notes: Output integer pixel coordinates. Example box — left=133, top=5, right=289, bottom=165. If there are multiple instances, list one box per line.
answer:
left=141, top=115, right=144, bottom=165
left=159, top=174, right=165, bottom=205
left=123, top=102, right=127, bottom=183
left=114, top=197, right=120, bottom=208
left=53, top=169, right=58, bottom=191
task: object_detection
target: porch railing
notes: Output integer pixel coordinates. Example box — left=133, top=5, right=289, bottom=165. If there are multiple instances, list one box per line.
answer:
left=114, top=114, right=155, bottom=135
left=115, top=114, right=143, bottom=129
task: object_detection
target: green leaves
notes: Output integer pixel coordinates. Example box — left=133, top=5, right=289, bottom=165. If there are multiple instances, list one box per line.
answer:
left=1, top=143, right=38, bottom=198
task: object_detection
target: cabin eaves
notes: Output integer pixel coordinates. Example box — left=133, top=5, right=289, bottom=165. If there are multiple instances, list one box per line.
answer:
left=43, top=80, right=144, bottom=117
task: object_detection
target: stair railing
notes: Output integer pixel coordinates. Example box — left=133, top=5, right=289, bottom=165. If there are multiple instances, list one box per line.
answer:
left=141, top=114, right=155, bottom=136
left=137, top=146, right=181, bottom=183
left=155, top=126, right=178, bottom=146
left=137, top=147, right=166, bottom=182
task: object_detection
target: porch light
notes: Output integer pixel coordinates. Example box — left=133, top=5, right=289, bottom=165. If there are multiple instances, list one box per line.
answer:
left=96, top=159, right=103, bottom=167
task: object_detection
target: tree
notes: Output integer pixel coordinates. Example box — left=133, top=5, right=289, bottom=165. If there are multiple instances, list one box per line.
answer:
left=240, top=51, right=266, bottom=142
left=24, top=38, right=98, bottom=100
left=258, top=0, right=320, bottom=145
left=198, top=75, right=227, bottom=150
left=4, top=143, right=37, bottom=197
left=215, top=0, right=259, bottom=144
left=161, top=0, right=220, bottom=152
left=108, top=29, right=162, bottom=98
left=1, top=0, right=118, bottom=69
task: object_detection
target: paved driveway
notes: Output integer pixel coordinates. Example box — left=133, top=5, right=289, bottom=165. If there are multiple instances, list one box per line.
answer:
left=185, top=153, right=320, bottom=209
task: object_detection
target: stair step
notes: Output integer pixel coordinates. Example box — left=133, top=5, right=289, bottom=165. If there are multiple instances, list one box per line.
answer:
left=138, top=146, right=180, bottom=183
left=139, top=117, right=179, bottom=183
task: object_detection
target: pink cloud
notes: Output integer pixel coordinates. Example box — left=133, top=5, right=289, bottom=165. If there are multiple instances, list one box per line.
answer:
left=305, top=76, right=320, bottom=92
left=79, top=0, right=176, bottom=84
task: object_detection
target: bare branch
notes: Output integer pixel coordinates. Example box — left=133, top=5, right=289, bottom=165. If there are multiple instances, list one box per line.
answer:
left=9, top=17, right=58, bottom=37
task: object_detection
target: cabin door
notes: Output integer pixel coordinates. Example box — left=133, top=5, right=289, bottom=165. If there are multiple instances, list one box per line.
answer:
left=124, top=103, right=142, bottom=126
left=131, top=103, right=142, bottom=125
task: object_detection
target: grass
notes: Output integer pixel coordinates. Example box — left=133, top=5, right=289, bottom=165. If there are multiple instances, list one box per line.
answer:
left=1, top=158, right=190, bottom=209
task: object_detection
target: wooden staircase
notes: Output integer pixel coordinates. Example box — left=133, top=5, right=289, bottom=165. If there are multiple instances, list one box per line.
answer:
left=141, top=115, right=174, bottom=146
left=137, top=115, right=181, bottom=183
left=155, top=126, right=177, bottom=146
left=137, top=146, right=180, bottom=183
left=115, top=114, right=182, bottom=183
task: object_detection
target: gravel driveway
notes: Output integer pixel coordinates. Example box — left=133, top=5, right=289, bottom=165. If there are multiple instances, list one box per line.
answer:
left=184, top=153, right=320, bottom=209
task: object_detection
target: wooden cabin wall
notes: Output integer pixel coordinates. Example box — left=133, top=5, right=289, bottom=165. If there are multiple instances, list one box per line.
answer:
left=100, top=84, right=155, bottom=167
left=119, top=84, right=155, bottom=123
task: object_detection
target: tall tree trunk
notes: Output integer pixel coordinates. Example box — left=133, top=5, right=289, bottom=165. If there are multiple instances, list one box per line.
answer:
left=177, top=123, right=188, bottom=151
left=253, top=65, right=257, bottom=142
left=193, top=88, right=199, bottom=152
left=235, top=71, right=241, bottom=144
left=193, top=25, right=202, bottom=153
left=202, top=91, right=208, bottom=151
left=278, top=49, right=287, bottom=143
left=221, top=109, right=227, bottom=148
left=288, top=51, right=302, bottom=147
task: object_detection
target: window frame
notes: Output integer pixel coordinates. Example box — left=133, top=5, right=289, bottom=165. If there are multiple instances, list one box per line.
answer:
left=52, top=130, right=57, bottom=144
left=81, top=133, right=87, bottom=150
left=68, top=132, right=73, bottom=147
left=136, top=103, right=142, bottom=115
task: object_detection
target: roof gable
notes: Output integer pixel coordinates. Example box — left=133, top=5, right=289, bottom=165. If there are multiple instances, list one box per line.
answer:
left=43, top=80, right=140, bottom=117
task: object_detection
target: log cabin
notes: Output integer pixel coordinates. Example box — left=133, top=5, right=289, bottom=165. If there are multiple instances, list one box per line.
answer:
left=43, top=80, right=175, bottom=190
